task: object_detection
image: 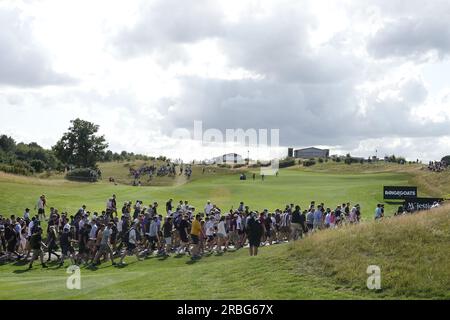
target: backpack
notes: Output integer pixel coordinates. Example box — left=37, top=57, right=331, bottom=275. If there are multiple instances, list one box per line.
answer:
left=124, top=227, right=140, bottom=244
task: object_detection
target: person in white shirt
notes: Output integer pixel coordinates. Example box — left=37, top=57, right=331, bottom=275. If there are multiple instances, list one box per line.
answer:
left=88, top=221, right=98, bottom=254
left=27, top=218, right=35, bottom=238
left=204, top=201, right=213, bottom=216
left=35, top=195, right=46, bottom=221
left=216, top=216, right=228, bottom=252
left=79, top=216, right=87, bottom=231
left=119, top=223, right=142, bottom=265
left=23, top=208, right=30, bottom=222
left=205, top=217, right=215, bottom=251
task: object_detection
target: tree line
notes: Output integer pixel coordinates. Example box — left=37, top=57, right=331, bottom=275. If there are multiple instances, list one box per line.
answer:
left=0, top=118, right=157, bottom=177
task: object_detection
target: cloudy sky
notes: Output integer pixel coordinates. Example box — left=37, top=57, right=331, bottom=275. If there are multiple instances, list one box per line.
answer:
left=1, top=0, right=449, bottom=161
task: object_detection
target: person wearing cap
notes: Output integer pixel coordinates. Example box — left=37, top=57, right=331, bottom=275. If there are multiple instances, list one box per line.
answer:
left=28, top=226, right=47, bottom=269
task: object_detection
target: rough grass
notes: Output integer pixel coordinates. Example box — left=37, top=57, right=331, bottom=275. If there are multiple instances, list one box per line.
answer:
left=287, top=205, right=450, bottom=299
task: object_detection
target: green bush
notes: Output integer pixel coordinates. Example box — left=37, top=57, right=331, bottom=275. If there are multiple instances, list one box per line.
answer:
left=30, top=159, right=46, bottom=173
left=65, top=168, right=98, bottom=182
left=0, top=161, right=34, bottom=175
left=303, top=159, right=316, bottom=167
left=318, top=158, right=324, bottom=163
left=217, top=164, right=231, bottom=169
left=279, top=158, right=296, bottom=168
left=233, top=163, right=246, bottom=169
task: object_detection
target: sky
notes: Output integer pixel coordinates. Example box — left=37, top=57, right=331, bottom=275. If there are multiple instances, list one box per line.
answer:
left=0, top=0, right=449, bottom=162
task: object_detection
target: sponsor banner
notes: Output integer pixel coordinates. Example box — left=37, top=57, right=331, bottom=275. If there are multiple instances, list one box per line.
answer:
left=383, top=186, right=417, bottom=199
left=404, top=197, right=443, bottom=212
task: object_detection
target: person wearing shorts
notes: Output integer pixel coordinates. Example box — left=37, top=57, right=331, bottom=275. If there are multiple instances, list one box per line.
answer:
left=36, top=195, right=46, bottom=221
left=28, top=227, right=47, bottom=269
left=91, top=223, right=116, bottom=267
left=119, top=224, right=142, bottom=265
left=216, top=216, right=228, bottom=252
left=177, top=215, right=190, bottom=254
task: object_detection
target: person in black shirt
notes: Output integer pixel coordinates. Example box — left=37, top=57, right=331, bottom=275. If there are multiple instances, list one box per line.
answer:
left=29, top=227, right=47, bottom=269
left=78, top=224, right=90, bottom=265
left=59, top=226, right=76, bottom=267
left=46, top=226, right=60, bottom=262
left=177, top=215, right=190, bottom=255
left=166, top=199, right=173, bottom=215
left=247, top=213, right=263, bottom=256
left=290, top=205, right=303, bottom=240
left=163, top=217, right=173, bottom=255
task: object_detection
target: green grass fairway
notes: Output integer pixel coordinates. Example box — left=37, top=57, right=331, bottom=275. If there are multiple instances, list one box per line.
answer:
left=0, top=164, right=447, bottom=300
left=0, top=167, right=416, bottom=219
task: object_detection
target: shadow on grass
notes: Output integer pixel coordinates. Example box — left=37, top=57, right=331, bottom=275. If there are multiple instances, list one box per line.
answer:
left=157, top=255, right=169, bottom=261
left=12, top=260, right=29, bottom=266
left=13, top=269, right=30, bottom=274
left=185, top=258, right=201, bottom=265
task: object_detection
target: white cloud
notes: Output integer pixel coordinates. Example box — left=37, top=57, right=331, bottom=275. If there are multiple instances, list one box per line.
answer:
left=0, top=0, right=449, bottom=162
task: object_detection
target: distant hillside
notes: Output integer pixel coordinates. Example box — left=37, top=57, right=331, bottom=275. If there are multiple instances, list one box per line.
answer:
left=98, top=161, right=244, bottom=187
left=287, top=161, right=450, bottom=198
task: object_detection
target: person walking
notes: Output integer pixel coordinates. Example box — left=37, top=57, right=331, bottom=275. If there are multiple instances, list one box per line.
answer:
left=247, top=213, right=263, bottom=256
left=290, top=205, right=303, bottom=240
left=28, top=227, right=47, bottom=269
left=190, top=214, right=202, bottom=260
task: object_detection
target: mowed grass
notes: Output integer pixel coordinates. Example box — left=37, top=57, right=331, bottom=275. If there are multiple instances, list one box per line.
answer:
left=0, top=166, right=415, bottom=219
left=0, top=163, right=447, bottom=300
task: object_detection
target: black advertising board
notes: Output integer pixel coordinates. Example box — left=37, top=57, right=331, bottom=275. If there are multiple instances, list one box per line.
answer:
left=383, top=186, right=417, bottom=199
left=403, top=197, right=444, bottom=211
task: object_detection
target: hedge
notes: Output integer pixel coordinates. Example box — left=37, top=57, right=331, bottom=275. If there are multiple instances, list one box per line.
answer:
left=65, top=168, right=99, bottom=182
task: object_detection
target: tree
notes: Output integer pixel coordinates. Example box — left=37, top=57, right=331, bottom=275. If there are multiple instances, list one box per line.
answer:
left=53, top=119, right=108, bottom=168
left=441, top=155, right=450, bottom=164
left=103, top=150, right=113, bottom=162
left=0, top=135, right=16, bottom=153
